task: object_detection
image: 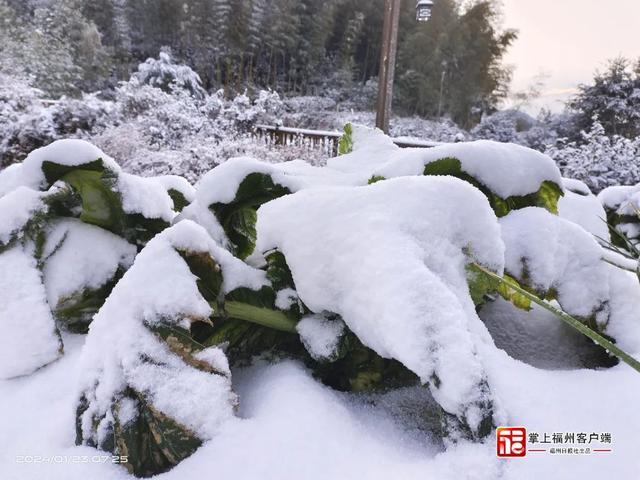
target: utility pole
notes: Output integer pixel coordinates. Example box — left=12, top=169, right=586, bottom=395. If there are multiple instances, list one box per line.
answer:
left=375, top=0, right=402, bottom=134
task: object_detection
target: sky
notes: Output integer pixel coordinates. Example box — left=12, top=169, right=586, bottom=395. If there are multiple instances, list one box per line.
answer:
left=501, top=0, right=640, bottom=112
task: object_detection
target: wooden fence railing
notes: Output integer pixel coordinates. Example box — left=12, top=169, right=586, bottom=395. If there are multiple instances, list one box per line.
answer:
left=253, top=124, right=439, bottom=157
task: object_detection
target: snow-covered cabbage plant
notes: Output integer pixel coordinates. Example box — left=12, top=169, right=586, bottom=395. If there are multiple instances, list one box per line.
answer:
left=598, top=182, right=640, bottom=249
left=0, top=139, right=191, bottom=379
left=335, top=123, right=564, bottom=218
left=4, top=125, right=640, bottom=478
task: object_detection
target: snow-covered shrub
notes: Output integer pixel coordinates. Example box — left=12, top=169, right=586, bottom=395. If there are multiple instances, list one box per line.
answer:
left=97, top=83, right=287, bottom=182
left=0, top=55, right=289, bottom=181
left=179, top=157, right=345, bottom=259
left=133, top=49, right=206, bottom=99
left=471, top=109, right=537, bottom=143
left=0, top=139, right=190, bottom=378
left=282, top=100, right=468, bottom=144
left=546, top=119, right=640, bottom=192
left=568, top=57, right=640, bottom=140
left=256, top=175, right=508, bottom=439
left=0, top=73, right=56, bottom=167
left=76, top=221, right=243, bottom=477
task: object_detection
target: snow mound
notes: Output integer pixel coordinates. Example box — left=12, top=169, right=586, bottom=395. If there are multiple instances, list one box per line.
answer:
left=597, top=184, right=640, bottom=243
left=256, top=175, right=506, bottom=432
left=154, top=174, right=197, bottom=203
left=598, top=184, right=640, bottom=216
left=559, top=178, right=610, bottom=241
left=500, top=206, right=640, bottom=353
left=0, top=247, right=62, bottom=379
left=118, top=173, right=175, bottom=222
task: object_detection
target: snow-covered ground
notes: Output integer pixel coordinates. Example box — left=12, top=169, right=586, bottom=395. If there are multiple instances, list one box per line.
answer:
left=2, top=327, right=639, bottom=480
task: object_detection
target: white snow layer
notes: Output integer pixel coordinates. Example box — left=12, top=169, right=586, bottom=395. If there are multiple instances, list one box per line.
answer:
left=0, top=140, right=178, bottom=223
left=42, top=219, right=137, bottom=308
left=598, top=184, right=640, bottom=215
left=559, top=178, right=610, bottom=241
left=4, top=336, right=640, bottom=480
left=328, top=125, right=562, bottom=199
left=0, top=247, right=61, bottom=379
left=500, top=207, right=610, bottom=320
left=118, top=173, right=175, bottom=222
left=297, top=314, right=345, bottom=361
left=180, top=156, right=357, bottom=245
left=153, top=175, right=197, bottom=203
left=77, top=221, right=267, bottom=442
left=0, top=186, right=46, bottom=244
left=0, top=139, right=120, bottom=197
left=500, top=207, right=640, bottom=353
left=256, top=175, right=506, bottom=423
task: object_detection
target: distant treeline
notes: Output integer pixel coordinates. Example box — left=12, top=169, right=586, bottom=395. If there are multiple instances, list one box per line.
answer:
left=2, top=0, right=516, bottom=127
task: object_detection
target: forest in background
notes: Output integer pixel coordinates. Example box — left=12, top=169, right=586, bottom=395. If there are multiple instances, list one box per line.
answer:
left=0, top=0, right=515, bottom=127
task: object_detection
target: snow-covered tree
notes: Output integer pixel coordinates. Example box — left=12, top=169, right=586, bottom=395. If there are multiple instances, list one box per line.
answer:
left=546, top=118, right=640, bottom=192
left=133, top=49, right=206, bottom=99
left=569, top=57, right=640, bottom=139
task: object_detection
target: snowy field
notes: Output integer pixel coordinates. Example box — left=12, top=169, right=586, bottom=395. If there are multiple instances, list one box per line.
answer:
left=1, top=126, right=640, bottom=480
left=2, top=328, right=639, bottom=480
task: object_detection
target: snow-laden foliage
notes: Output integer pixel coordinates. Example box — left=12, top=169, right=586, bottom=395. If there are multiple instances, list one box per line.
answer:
left=597, top=181, right=640, bottom=249
left=0, top=54, right=292, bottom=179
left=502, top=209, right=609, bottom=326
left=179, top=156, right=350, bottom=258
left=0, top=245, right=62, bottom=379
left=77, top=221, right=245, bottom=477
left=133, top=49, right=206, bottom=99
left=558, top=178, right=610, bottom=241
left=568, top=57, right=640, bottom=139
left=3, top=128, right=640, bottom=478
left=470, top=109, right=561, bottom=150
left=331, top=125, right=563, bottom=218
left=256, top=176, right=507, bottom=437
left=547, top=119, right=640, bottom=193
left=0, top=139, right=188, bottom=378
left=283, top=98, right=469, bottom=144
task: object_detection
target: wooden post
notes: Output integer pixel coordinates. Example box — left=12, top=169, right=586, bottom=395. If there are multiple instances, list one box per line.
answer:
left=376, top=0, right=402, bottom=134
